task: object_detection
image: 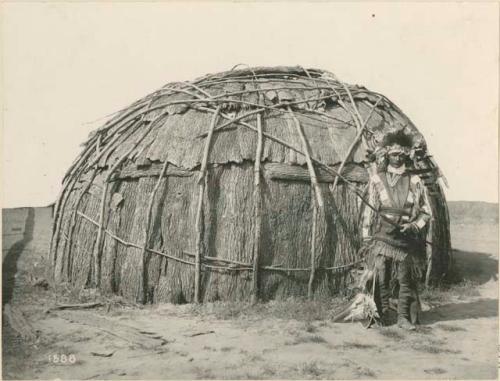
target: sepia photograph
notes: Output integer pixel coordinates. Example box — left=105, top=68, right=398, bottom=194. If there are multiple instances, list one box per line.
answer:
left=1, top=2, right=498, bottom=380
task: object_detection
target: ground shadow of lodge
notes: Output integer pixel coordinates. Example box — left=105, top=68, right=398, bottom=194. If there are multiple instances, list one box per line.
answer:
left=421, top=248, right=498, bottom=324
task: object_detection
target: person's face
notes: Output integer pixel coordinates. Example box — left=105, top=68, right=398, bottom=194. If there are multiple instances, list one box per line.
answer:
left=388, top=152, right=406, bottom=168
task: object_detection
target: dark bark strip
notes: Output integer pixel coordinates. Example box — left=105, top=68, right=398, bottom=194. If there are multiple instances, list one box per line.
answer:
left=194, top=106, right=221, bottom=303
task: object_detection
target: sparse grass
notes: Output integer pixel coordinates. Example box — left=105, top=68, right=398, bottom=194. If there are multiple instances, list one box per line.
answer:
left=437, top=324, right=466, bottom=332
left=308, top=335, right=328, bottom=343
left=262, top=364, right=277, bottom=376
left=220, top=346, right=234, bottom=352
left=185, top=297, right=344, bottom=322
left=286, top=334, right=328, bottom=346
left=421, top=279, right=481, bottom=305
left=408, top=336, right=461, bottom=355
left=241, top=373, right=266, bottom=380
left=304, top=321, right=317, bottom=333
left=318, top=320, right=330, bottom=328
left=424, top=367, right=447, bottom=375
left=73, top=335, right=92, bottom=343
left=449, top=280, right=481, bottom=299
left=355, top=366, right=377, bottom=378
left=341, top=341, right=376, bottom=350
left=300, top=361, right=323, bottom=378
left=377, top=328, right=405, bottom=341
left=202, top=345, right=217, bottom=352
left=411, top=344, right=461, bottom=354
left=193, top=366, right=216, bottom=379
left=246, top=353, right=264, bottom=362
left=419, top=286, right=447, bottom=305
left=414, top=326, right=434, bottom=335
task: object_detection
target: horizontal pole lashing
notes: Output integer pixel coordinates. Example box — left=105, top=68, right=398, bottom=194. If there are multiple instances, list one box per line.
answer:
left=75, top=211, right=360, bottom=274
left=264, top=162, right=368, bottom=183
left=106, top=161, right=371, bottom=183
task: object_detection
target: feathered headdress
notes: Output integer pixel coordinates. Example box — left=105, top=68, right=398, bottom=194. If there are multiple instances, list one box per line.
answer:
left=366, top=129, right=414, bottom=164
left=380, top=129, right=413, bottom=155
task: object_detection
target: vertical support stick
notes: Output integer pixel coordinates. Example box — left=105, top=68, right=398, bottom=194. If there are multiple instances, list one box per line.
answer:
left=63, top=168, right=99, bottom=280
left=50, top=175, right=80, bottom=269
left=50, top=118, right=138, bottom=276
left=194, top=106, right=221, bottom=303
left=309, top=187, right=318, bottom=299
left=287, top=107, right=324, bottom=300
left=93, top=124, right=154, bottom=287
left=251, top=113, right=264, bottom=304
left=141, top=160, right=169, bottom=302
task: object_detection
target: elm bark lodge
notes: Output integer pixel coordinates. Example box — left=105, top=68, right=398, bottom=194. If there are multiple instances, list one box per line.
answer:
left=49, top=66, right=451, bottom=304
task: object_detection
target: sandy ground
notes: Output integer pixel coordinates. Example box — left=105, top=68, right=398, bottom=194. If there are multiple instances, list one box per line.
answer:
left=2, top=206, right=498, bottom=380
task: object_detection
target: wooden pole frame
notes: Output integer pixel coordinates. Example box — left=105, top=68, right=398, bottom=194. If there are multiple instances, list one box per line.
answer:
left=50, top=117, right=139, bottom=275
left=77, top=209, right=362, bottom=273
left=92, top=123, right=155, bottom=287
left=251, top=113, right=264, bottom=304
left=194, top=106, right=221, bottom=303
left=61, top=168, right=99, bottom=281
left=51, top=69, right=447, bottom=302
left=331, top=96, right=383, bottom=192
left=287, top=106, right=324, bottom=300
left=139, top=159, right=170, bottom=303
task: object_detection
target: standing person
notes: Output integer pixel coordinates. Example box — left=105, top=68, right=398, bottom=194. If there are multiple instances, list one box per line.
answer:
left=361, top=130, right=432, bottom=330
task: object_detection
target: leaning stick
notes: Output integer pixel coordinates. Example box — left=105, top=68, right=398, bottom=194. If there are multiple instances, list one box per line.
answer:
left=62, top=116, right=134, bottom=184
left=78, top=211, right=195, bottom=266
left=62, top=167, right=99, bottom=280
left=331, top=96, right=383, bottom=192
left=309, top=188, right=319, bottom=299
left=140, top=159, right=170, bottom=302
left=340, top=82, right=366, bottom=127
left=161, top=80, right=357, bottom=133
left=45, top=302, right=104, bottom=313
left=322, top=77, right=369, bottom=150
left=199, top=106, right=357, bottom=191
left=193, top=95, right=357, bottom=136
left=202, top=106, right=435, bottom=249
left=52, top=116, right=140, bottom=267
left=92, top=123, right=155, bottom=287
left=194, top=106, right=221, bottom=303
left=288, top=106, right=324, bottom=300
left=78, top=210, right=361, bottom=273
left=251, top=113, right=264, bottom=304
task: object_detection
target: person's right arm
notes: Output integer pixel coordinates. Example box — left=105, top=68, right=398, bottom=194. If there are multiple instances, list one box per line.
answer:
left=361, top=177, right=380, bottom=243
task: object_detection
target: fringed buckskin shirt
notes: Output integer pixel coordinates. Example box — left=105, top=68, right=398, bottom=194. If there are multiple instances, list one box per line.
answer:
left=362, top=166, right=432, bottom=250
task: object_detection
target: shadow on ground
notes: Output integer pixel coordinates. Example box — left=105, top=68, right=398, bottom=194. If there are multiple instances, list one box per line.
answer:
left=422, top=298, right=498, bottom=324
left=451, top=249, right=498, bottom=285
left=2, top=208, right=36, bottom=379
left=2, top=207, right=35, bottom=306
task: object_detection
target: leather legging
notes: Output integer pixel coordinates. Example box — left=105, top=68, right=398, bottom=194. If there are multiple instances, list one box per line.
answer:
left=375, top=255, right=414, bottom=319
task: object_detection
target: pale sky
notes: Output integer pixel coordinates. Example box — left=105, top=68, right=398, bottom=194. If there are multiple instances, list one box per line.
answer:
left=1, top=2, right=498, bottom=207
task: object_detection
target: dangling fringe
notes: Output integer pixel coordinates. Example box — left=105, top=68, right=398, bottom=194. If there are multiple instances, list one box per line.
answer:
left=363, top=240, right=425, bottom=282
